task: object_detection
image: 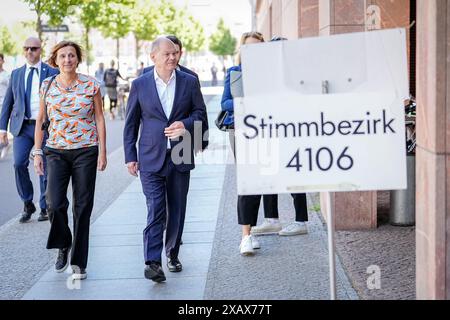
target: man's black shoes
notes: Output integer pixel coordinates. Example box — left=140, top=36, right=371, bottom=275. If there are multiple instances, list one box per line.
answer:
left=167, top=257, right=182, bottom=272
left=145, top=261, right=166, bottom=283
left=19, top=201, right=36, bottom=223
left=37, top=209, right=49, bottom=222
left=55, top=247, right=70, bottom=272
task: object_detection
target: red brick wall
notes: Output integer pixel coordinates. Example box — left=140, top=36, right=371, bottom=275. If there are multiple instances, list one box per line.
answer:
left=299, top=0, right=319, bottom=38
left=271, top=0, right=283, bottom=37
left=256, top=0, right=272, bottom=41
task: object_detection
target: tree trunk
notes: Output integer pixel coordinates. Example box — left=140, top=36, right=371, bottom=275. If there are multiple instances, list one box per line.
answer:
left=36, top=0, right=43, bottom=43
left=37, top=13, right=43, bottom=43
left=116, top=38, right=120, bottom=67
left=85, top=27, right=90, bottom=74
left=135, top=34, right=140, bottom=69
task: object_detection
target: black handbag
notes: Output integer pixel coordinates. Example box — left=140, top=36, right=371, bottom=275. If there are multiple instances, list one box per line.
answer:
left=215, top=110, right=234, bottom=131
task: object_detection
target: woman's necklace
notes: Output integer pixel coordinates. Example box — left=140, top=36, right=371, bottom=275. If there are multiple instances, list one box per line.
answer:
left=58, top=74, right=78, bottom=90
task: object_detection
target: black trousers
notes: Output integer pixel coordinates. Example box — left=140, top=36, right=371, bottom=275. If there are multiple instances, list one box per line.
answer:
left=45, top=146, right=98, bottom=269
left=229, top=131, right=276, bottom=226
left=229, top=131, right=308, bottom=225
left=263, top=193, right=308, bottom=222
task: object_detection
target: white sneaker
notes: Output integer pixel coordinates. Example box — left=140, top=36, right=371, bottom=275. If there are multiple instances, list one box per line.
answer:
left=251, top=236, right=260, bottom=249
left=279, top=222, right=308, bottom=236
left=239, top=235, right=255, bottom=256
left=251, top=219, right=282, bottom=235
left=71, top=267, right=87, bottom=280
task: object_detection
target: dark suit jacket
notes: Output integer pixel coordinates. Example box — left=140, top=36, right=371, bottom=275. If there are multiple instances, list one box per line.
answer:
left=123, top=70, right=208, bottom=173
left=142, top=65, right=208, bottom=151
left=0, top=63, right=59, bottom=136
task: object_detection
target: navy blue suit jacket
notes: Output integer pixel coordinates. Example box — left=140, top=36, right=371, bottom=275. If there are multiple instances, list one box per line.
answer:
left=0, top=63, right=59, bottom=136
left=123, top=70, right=207, bottom=173
left=142, top=65, right=208, bottom=150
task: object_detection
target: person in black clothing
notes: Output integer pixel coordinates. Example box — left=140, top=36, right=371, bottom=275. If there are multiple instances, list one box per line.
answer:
left=211, top=63, right=218, bottom=86
left=103, top=60, right=124, bottom=119
left=251, top=36, right=309, bottom=237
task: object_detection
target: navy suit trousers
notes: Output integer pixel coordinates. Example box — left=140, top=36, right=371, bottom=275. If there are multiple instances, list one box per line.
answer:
left=140, top=151, right=190, bottom=264
left=13, top=122, right=47, bottom=209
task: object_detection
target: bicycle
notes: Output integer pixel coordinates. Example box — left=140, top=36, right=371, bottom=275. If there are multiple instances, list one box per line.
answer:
left=405, top=96, right=416, bottom=155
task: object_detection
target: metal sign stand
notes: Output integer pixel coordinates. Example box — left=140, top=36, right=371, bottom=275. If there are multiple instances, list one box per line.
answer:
left=326, top=193, right=337, bottom=300
left=322, top=80, right=337, bottom=300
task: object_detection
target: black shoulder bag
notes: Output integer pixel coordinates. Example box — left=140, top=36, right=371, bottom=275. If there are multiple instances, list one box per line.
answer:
left=215, top=110, right=234, bottom=131
left=41, top=75, right=57, bottom=132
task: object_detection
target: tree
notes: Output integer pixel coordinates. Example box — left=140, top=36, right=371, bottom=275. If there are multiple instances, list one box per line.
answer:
left=97, top=0, right=135, bottom=65
left=76, top=0, right=133, bottom=73
left=157, top=1, right=205, bottom=54
left=77, top=0, right=104, bottom=73
left=0, top=26, right=18, bottom=56
left=176, top=14, right=205, bottom=54
left=131, top=1, right=160, bottom=67
left=21, top=0, right=80, bottom=42
left=209, top=18, right=237, bottom=61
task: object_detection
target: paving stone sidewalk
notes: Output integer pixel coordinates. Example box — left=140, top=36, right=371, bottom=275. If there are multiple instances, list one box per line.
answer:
left=22, top=92, right=228, bottom=300
left=21, top=91, right=357, bottom=300
left=204, top=165, right=359, bottom=300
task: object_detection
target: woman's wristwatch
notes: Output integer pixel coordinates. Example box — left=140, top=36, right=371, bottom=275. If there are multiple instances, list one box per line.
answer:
left=32, top=149, right=44, bottom=157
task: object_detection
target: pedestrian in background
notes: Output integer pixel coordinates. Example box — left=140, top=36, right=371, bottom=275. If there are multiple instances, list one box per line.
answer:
left=33, top=41, right=107, bottom=280
left=94, top=62, right=106, bottom=109
left=221, top=31, right=275, bottom=256
left=0, top=37, right=59, bottom=222
left=251, top=36, right=309, bottom=237
left=0, top=53, right=11, bottom=159
left=104, top=60, right=124, bottom=120
left=0, top=53, right=9, bottom=109
left=210, top=63, right=218, bottom=86
left=136, top=62, right=144, bottom=77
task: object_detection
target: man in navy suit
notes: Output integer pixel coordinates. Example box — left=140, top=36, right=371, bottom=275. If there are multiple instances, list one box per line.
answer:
left=123, top=37, right=207, bottom=283
left=0, top=37, right=59, bottom=223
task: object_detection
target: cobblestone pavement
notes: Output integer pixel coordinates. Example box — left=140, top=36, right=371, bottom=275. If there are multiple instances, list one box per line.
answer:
left=204, top=165, right=358, bottom=300
left=311, top=191, right=415, bottom=300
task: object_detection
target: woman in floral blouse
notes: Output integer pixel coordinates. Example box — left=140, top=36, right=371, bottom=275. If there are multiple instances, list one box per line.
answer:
left=33, top=41, right=106, bottom=280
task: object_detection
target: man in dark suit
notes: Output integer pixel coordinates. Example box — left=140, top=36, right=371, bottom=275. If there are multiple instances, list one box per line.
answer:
left=123, top=37, right=208, bottom=283
left=0, top=37, right=59, bottom=223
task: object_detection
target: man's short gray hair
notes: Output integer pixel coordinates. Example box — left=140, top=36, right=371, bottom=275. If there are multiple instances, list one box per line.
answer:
left=151, top=36, right=175, bottom=54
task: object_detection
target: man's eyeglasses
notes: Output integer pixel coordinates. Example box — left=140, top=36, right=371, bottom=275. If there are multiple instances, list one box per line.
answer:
left=23, top=47, right=41, bottom=52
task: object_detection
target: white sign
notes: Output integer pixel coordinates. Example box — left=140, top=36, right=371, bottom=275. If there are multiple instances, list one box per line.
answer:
left=235, top=28, right=409, bottom=195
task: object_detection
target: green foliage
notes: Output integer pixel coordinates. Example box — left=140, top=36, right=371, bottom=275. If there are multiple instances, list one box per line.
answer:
left=131, top=1, right=160, bottom=42
left=152, top=0, right=205, bottom=53
left=209, top=18, right=237, bottom=57
left=22, top=0, right=81, bottom=27
left=73, top=1, right=134, bottom=68
left=97, top=0, right=135, bottom=40
left=175, top=13, right=205, bottom=53
left=0, top=26, right=18, bottom=56
left=78, top=0, right=105, bottom=30
left=309, top=204, right=321, bottom=213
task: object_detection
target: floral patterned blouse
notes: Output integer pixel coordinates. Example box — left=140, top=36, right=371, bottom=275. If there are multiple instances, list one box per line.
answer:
left=41, top=74, right=100, bottom=150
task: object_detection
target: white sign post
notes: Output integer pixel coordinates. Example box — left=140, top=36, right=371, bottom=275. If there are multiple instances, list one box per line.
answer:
left=234, top=28, right=409, bottom=299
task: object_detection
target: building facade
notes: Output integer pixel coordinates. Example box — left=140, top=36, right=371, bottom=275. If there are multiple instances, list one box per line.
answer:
left=254, top=0, right=450, bottom=299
